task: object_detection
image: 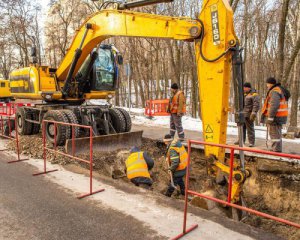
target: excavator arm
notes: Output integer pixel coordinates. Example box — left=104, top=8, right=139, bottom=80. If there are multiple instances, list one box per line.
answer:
left=55, top=10, right=202, bottom=81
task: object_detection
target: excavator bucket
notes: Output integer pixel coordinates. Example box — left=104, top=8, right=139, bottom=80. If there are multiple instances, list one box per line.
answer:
left=65, top=131, right=143, bottom=155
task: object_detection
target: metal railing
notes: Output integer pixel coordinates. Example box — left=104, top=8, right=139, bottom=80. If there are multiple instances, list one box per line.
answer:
left=0, top=115, right=29, bottom=163
left=172, top=140, right=300, bottom=240
left=33, top=120, right=105, bottom=199
left=145, top=99, right=170, bottom=117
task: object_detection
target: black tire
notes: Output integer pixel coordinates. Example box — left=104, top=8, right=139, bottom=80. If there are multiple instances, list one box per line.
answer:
left=116, top=108, right=132, bottom=132
left=43, top=110, right=69, bottom=146
left=30, top=112, right=40, bottom=134
left=62, top=110, right=80, bottom=139
left=109, top=108, right=126, bottom=133
left=16, top=107, right=33, bottom=135
left=3, top=119, right=15, bottom=136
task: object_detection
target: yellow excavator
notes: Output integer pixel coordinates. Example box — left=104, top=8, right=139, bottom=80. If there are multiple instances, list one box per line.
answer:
left=0, top=79, right=12, bottom=102
left=8, top=0, right=249, bottom=206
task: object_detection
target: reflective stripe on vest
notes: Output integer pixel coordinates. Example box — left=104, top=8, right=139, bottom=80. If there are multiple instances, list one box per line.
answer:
left=168, top=144, right=188, bottom=171
left=170, top=91, right=187, bottom=114
left=125, top=152, right=150, bottom=180
left=262, top=87, right=288, bottom=118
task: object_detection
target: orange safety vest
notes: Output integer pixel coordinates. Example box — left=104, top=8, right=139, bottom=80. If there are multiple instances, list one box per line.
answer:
left=169, top=91, right=186, bottom=114
left=125, top=152, right=150, bottom=180
left=262, top=86, right=288, bottom=118
left=167, top=143, right=188, bottom=171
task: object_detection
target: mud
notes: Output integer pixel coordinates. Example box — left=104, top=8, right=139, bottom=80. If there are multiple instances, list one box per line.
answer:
left=6, top=135, right=300, bottom=240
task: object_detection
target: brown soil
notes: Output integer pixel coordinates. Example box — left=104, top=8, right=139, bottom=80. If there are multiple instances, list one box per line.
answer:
left=7, top=135, right=300, bottom=240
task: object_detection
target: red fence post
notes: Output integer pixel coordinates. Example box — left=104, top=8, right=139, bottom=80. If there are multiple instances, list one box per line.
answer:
left=227, top=148, right=235, bottom=203
left=172, top=140, right=198, bottom=240
left=33, top=120, right=58, bottom=176
left=7, top=115, right=29, bottom=164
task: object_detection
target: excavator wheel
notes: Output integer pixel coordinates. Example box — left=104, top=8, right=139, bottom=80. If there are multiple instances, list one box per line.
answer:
left=16, top=107, right=33, bottom=135
left=62, top=110, right=80, bottom=139
left=30, top=112, right=40, bottom=135
left=3, top=119, right=15, bottom=136
left=108, top=108, right=126, bottom=133
left=116, top=108, right=132, bottom=132
left=43, top=110, right=70, bottom=146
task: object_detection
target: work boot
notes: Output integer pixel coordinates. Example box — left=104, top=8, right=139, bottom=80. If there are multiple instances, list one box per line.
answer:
left=234, top=141, right=245, bottom=145
left=248, top=143, right=255, bottom=147
left=164, top=191, right=172, bottom=197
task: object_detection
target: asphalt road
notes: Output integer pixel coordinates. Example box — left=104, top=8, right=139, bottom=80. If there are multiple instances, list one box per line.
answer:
left=0, top=152, right=164, bottom=240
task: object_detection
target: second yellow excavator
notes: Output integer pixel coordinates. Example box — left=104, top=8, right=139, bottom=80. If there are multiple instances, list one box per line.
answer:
left=9, top=0, right=249, bottom=206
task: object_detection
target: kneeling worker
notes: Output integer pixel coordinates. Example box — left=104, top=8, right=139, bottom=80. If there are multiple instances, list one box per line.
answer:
left=163, top=135, right=187, bottom=197
left=125, top=146, right=154, bottom=188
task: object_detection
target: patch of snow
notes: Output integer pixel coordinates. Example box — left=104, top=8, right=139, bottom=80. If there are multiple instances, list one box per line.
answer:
left=123, top=107, right=300, bottom=144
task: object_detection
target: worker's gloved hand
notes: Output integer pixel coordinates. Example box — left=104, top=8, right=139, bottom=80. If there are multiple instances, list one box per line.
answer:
left=250, top=113, right=256, bottom=122
left=266, top=118, right=274, bottom=125
left=177, top=112, right=183, bottom=117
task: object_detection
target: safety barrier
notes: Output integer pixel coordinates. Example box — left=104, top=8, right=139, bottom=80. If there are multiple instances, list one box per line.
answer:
left=34, top=119, right=105, bottom=199
left=144, top=99, right=170, bottom=117
left=0, top=115, right=29, bottom=163
left=0, top=103, right=33, bottom=116
left=172, top=140, right=300, bottom=240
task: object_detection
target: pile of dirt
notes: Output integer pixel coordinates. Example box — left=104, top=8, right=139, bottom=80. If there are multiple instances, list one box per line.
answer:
left=243, top=159, right=300, bottom=240
left=7, top=135, right=74, bottom=165
left=6, top=135, right=300, bottom=239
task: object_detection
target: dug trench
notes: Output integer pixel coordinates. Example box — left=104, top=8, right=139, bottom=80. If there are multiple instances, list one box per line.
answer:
left=7, top=135, right=300, bottom=240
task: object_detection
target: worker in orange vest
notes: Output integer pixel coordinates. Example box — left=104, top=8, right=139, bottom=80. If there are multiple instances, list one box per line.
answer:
left=167, top=83, right=186, bottom=140
left=261, top=78, right=289, bottom=152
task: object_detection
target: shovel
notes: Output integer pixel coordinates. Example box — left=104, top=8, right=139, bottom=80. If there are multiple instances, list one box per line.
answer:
left=166, top=157, right=176, bottom=188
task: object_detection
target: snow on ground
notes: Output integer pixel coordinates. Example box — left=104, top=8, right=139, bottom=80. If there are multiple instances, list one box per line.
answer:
left=123, top=107, right=300, bottom=143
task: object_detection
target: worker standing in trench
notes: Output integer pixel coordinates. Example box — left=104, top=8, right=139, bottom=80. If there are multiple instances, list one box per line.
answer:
left=235, top=82, right=260, bottom=147
left=167, top=83, right=186, bottom=141
left=163, top=134, right=187, bottom=197
left=125, top=146, right=154, bottom=189
left=261, top=77, right=289, bottom=152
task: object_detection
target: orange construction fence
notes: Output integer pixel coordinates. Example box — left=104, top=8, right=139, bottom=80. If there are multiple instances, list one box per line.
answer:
left=0, top=102, right=33, bottom=116
left=145, top=99, right=170, bottom=117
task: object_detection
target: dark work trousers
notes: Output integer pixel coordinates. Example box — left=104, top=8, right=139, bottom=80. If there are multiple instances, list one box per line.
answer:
left=166, top=176, right=185, bottom=196
left=170, top=113, right=185, bottom=139
left=242, top=117, right=255, bottom=145
left=268, top=124, right=282, bottom=152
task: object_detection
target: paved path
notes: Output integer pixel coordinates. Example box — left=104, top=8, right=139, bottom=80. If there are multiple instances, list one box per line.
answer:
left=0, top=152, right=162, bottom=240
left=132, top=124, right=300, bottom=158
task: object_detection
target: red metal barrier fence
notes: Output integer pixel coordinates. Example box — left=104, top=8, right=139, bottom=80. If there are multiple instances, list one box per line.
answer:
left=145, top=99, right=170, bottom=117
left=0, top=103, right=33, bottom=116
left=172, top=140, right=300, bottom=240
left=34, top=120, right=105, bottom=199
left=0, top=115, right=29, bottom=163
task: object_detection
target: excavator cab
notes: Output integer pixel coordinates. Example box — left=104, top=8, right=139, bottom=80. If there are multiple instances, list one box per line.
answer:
left=72, top=44, right=121, bottom=99
left=92, top=45, right=120, bottom=92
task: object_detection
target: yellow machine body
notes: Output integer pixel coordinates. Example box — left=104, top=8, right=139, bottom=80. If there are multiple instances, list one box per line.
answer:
left=0, top=79, right=11, bottom=99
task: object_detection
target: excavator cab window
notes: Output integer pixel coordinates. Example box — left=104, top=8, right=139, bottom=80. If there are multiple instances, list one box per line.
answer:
left=93, top=47, right=116, bottom=91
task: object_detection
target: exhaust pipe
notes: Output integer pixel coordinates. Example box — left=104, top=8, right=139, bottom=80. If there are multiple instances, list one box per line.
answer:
left=118, top=0, right=174, bottom=10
